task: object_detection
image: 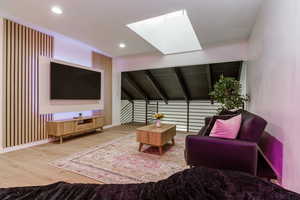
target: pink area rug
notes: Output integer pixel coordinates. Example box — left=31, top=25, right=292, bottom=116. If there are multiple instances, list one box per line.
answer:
left=50, top=134, right=188, bottom=184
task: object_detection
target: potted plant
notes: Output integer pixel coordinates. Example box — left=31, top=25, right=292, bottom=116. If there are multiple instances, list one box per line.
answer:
left=209, top=75, right=248, bottom=114
left=153, top=113, right=165, bottom=128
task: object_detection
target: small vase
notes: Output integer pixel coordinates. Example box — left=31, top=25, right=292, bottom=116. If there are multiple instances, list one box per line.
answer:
left=156, top=119, right=161, bottom=128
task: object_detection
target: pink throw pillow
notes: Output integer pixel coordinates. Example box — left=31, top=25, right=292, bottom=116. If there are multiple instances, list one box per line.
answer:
left=209, top=114, right=242, bottom=139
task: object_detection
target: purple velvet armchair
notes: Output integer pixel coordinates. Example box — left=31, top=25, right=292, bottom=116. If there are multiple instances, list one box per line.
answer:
left=185, top=110, right=277, bottom=178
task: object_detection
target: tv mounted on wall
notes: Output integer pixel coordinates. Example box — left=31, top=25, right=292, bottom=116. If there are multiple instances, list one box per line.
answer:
left=50, top=62, right=101, bottom=100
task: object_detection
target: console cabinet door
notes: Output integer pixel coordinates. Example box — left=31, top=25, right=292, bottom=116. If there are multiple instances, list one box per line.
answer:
left=63, top=121, right=76, bottom=134
left=95, top=117, right=104, bottom=127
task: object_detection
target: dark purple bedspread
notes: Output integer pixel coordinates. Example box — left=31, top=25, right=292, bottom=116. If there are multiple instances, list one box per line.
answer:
left=1, top=167, right=299, bottom=200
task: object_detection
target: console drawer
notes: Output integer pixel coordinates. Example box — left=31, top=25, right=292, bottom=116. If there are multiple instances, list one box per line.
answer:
left=76, top=123, right=94, bottom=131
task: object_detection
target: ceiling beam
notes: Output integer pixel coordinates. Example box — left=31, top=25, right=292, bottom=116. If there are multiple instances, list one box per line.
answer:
left=121, top=87, right=133, bottom=103
left=173, top=68, right=190, bottom=102
left=205, top=64, right=213, bottom=93
left=205, top=64, right=214, bottom=104
left=144, top=70, right=168, bottom=104
left=123, top=73, right=148, bottom=100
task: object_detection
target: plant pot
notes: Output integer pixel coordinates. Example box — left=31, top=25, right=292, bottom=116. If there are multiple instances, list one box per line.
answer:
left=156, top=120, right=161, bottom=128
left=219, top=109, right=243, bottom=115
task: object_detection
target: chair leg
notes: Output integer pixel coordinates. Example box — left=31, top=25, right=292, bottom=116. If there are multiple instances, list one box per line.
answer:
left=159, top=146, right=163, bottom=155
left=139, top=143, right=143, bottom=152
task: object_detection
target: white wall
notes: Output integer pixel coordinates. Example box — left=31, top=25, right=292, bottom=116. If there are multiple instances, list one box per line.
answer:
left=0, top=18, right=4, bottom=150
left=114, top=42, right=248, bottom=71
left=247, top=0, right=300, bottom=192
left=112, top=41, right=248, bottom=125
left=240, top=62, right=247, bottom=96
left=54, top=36, right=92, bottom=67
left=112, top=64, right=122, bottom=125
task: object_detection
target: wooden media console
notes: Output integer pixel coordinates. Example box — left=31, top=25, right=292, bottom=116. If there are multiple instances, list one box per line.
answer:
left=47, top=116, right=105, bottom=144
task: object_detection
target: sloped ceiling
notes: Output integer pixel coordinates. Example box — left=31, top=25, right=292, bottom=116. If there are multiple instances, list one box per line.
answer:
left=0, top=0, right=262, bottom=56
left=121, top=61, right=242, bottom=101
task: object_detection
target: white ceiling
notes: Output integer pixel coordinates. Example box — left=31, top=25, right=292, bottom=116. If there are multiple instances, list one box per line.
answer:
left=0, top=0, right=262, bottom=57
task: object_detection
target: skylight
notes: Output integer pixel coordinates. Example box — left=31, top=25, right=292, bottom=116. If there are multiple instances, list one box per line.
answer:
left=127, top=10, right=202, bottom=55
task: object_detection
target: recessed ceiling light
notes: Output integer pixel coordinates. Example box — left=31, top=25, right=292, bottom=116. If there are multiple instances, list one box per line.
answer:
left=127, top=10, right=202, bottom=55
left=119, top=43, right=126, bottom=48
left=51, top=6, right=63, bottom=15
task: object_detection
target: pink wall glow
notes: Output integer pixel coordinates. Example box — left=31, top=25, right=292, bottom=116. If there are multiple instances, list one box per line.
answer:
left=259, top=132, right=283, bottom=179
left=247, top=0, right=300, bottom=192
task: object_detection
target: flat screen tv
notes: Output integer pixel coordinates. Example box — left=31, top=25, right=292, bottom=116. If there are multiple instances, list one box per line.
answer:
left=50, top=62, right=101, bottom=100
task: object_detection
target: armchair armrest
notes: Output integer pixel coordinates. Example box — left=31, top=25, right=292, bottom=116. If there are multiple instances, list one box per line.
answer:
left=204, top=117, right=212, bottom=126
left=185, top=136, right=258, bottom=175
left=198, top=126, right=207, bottom=136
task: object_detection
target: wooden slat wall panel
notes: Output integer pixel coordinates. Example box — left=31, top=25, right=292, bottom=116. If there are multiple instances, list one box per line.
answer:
left=21, top=25, right=26, bottom=144
left=16, top=23, right=21, bottom=145
left=92, top=52, right=113, bottom=125
left=28, top=28, right=33, bottom=143
left=6, top=20, right=11, bottom=146
left=25, top=27, right=29, bottom=144
left=3, top=19, right=8, bottom=146
left=3, top=19, right=53, bottom=147
left=11, top=22, right=15, bottom=145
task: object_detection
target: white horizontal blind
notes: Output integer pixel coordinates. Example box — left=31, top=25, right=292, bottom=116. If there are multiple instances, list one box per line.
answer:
left=133, top=100, right=146, bottom=123
left=132, top=100, right=157, bottom=123
left=158, top=101, right=188, bottom=131
left=147, top=101, right=157, bottom=124
left=189, top=101, right=219, bottom=132
left=122, top=100, right=220, bottom=132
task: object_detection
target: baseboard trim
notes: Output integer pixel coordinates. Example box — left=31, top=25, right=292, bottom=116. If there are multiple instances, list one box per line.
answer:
left=103, top=123, right=121, bottom=129
left=1, top=138, right=56, bottom=153
left=1, top=124, right=121, bottom=153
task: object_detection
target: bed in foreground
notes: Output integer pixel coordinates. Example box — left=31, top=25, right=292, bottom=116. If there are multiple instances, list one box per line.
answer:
left=1, top=167, right=299, bottom=200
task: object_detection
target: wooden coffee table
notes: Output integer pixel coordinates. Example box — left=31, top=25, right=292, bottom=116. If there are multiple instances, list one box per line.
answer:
left=136, top=124, right=176, bottom=155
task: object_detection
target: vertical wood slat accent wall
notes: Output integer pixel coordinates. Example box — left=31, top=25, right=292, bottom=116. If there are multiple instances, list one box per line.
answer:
left=3, top=19, right=53, bottom=147
left=92, top=52, right=112, bottom=125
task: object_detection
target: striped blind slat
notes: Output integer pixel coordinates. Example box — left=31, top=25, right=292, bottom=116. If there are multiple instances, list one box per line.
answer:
left=120, top=100, right=219, bottom=132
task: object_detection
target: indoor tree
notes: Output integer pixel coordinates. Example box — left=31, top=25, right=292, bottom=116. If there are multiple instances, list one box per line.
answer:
left=209, top=75, right=248, bottom=113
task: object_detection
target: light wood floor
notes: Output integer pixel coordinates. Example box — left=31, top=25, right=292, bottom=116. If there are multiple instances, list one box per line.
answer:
left=0, top=124, right=144, bottom=188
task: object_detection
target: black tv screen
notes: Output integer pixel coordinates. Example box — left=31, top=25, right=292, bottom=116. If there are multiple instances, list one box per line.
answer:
left=50, top=62, right=101, bottom=100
